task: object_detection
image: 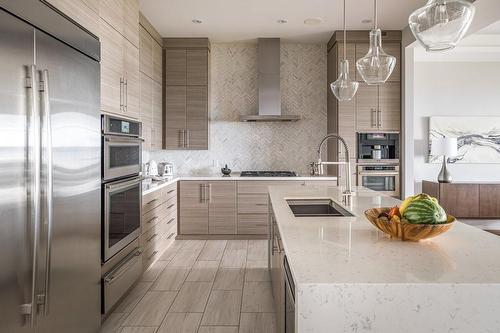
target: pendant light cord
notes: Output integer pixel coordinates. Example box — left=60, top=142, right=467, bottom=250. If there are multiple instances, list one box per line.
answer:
left=374, top=0, right=378, bottom=29
left=343, top=0, right=346, bottom=61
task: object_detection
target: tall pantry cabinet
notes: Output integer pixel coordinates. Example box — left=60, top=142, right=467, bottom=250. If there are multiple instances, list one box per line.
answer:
left=163, top=38, right=210, bottom=150
left=327, top=31, right=402, bottom=184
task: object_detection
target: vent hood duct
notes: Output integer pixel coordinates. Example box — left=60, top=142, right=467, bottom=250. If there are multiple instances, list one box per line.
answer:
left=240, top=38, right=300, bottom=122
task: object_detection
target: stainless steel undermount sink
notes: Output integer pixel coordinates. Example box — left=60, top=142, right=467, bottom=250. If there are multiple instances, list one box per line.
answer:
left=286, top=199, right=354, bottom=218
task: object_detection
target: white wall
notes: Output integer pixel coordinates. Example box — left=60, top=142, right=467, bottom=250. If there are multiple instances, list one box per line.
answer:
left=411, top=60, right=500, bottom=193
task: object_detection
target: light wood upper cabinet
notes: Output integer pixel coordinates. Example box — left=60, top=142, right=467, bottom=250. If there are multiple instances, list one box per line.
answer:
left=208, top=181, right=237, bottom=235
left=179, top=181, right=209, bottom=235
left=123, top=39, right=140, bottom=119
left=139, top=26, right=153, bottom=78
left=152, top=80, right=163, bottom=149
left=356, top=84, right=378, bottom=131
left=100, top=19, right=123, bottom=115
left=45, top=0, right=100, bottom=37
left=100, top=0, right=139, bottom=47
left=100, top=19, right=140, bottom=119
left=186, top=86, right=208, bottom=150
left=140, top=72, right=153, bottom=150
left=152, top=42, right=162, bottom=84
left=378, top=82, right=400, bottom=131
left=187, top=49, right=208, bottom=85
left=165, top=49, right=187, bottom=86
left=165, top=86, right=187, bottom=149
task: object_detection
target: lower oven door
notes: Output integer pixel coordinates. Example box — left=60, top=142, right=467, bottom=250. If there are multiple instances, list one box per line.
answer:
left=104, top=176, right=142, bottom=261
left=358, top=172, right=400, bottom=196
left=103, top=135, right=142, bottom=181
left=102, top=248, right=143, bottom=314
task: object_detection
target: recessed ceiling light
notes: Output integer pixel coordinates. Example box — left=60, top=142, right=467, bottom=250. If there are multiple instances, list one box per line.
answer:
left=192, top=19, right=203, bottom=24
left=304, top=17, right=323, bottom=25
left=277, top=19, right=288, bottom=24
left=362, top=19, right=372, bottom=24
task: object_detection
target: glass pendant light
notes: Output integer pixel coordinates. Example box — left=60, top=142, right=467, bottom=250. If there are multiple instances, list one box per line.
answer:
left=356, top=0, right=396, bottom=85
left=409, top=0, right=475, bottom=52
left=330, top=0, right=359, bottom=101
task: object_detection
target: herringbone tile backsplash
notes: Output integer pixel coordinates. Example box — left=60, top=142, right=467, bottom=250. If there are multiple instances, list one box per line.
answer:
left=146, top=43, right=327, bottom=175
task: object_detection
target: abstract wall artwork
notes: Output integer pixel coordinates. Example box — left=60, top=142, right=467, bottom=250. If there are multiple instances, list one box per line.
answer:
left=429, top=116, right=500, bottom=164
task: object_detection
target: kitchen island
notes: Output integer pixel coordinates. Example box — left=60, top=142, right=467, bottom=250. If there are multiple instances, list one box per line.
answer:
left=268, top=185, right=500, bottom=333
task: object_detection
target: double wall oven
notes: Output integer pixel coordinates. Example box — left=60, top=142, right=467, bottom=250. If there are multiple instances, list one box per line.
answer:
left=102, top=115, right=143, bottom=262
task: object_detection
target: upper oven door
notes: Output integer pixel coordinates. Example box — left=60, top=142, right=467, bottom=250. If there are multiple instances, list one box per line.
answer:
left=103, top=176, right=142, bottom=261
left=103, top=135, right=142, bottom=181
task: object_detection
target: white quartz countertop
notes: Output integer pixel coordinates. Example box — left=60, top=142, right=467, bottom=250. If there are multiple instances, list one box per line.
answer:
left=142, top=173, right=337, bottom=195
left=268, top=185, right=500, bottom=285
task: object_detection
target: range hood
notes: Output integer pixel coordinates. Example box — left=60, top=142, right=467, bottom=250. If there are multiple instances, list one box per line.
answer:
left=240, top=38, right=301, bottom=122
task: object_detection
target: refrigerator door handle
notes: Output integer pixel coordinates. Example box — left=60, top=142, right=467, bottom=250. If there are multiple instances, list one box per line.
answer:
left=39, top=69, right=53, bottom=316
left=22, top=64, right=41, bottom=327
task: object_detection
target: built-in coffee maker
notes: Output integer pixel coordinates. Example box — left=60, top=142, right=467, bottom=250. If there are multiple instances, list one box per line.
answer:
left=357, top=132, right=399, bottom=161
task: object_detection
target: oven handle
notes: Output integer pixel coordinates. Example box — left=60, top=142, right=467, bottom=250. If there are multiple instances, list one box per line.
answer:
left=104, top=136, right=144, bottom=143
left=105, top=176, right=143, bottom=190
left=104, top=249, right=142, bottom=285
left=358, top=172, right=399, bottom=176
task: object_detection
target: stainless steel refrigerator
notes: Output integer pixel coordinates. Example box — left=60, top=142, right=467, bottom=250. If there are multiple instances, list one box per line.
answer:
left=0, top=1, right=101, bottom=332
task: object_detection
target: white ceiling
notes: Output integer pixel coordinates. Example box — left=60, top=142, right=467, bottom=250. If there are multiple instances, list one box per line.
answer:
left=139, top=0, right=423, bottom=43
left=479, top=20, right=500, bottom=34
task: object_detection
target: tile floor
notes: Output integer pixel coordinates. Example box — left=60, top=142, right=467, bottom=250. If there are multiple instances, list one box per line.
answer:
left=100, top=240, right=276, bottom=333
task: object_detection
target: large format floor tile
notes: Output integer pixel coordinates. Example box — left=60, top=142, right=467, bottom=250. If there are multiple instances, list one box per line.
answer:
left=141, top=260, right=168, bottom=282
left=156, top=313, right=202, bottom=333
left=169, top=281, right=212, bottom=312
left=247, top=240, right=267, bottom=261
left=213, top=268, right=245, bottom=290
left=151, top=267, right=190, bottom=291
left=99, top=313, right=127, bottom=333
left=245, top=260, right=270, bottom=282
left=186, top=260, right=220, bottom=282
left=241, top=281, right=275, bottom=312
left=239, top=313, right=277, bottom=333
left=198, top=326, right=239, bottom=333
left=226, top=240, right=248, bottom=251
left=122, top=291, right=177, bottom=326
left=168, top=250, right=201, bottom=267
left=220, top=250, right=247, bottom=268
left=198, top=240, right=227, bottom=261
left=201, top=290, right=242, bottom=325
left=120, top=327, right=157, bottom=333
left=113, top=282, right=153, bottom=313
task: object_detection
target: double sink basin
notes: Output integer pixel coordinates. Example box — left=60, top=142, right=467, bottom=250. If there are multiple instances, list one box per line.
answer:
left=287, top=199, right=354, bottom=218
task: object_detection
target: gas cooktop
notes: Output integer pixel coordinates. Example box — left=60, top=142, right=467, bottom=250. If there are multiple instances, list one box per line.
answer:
left=240, top=171, right=298, bottom=177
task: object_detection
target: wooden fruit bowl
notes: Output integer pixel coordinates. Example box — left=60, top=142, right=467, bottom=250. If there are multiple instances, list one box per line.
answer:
left=364, top=207, right=455, bottom=241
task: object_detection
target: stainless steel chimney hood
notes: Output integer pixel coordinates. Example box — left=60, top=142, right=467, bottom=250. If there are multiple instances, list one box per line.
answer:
left=240, top=38, right=300, bottom=122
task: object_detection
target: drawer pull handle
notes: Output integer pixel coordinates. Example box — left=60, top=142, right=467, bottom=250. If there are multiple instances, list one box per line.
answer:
left=147, top=233, right=158, bottom=242
left=167, top=217, right=175, bottom=225
left=167, top=233, right=174, bottom=239
left=167, top=190, right=175, bottom=194
left=146, top=198, right=157, bottom=205
left=148, top=250, right=158, bottom=260
left=146, top=216, right=158, bottom=224
left=167, top=204, right=175, bottom=209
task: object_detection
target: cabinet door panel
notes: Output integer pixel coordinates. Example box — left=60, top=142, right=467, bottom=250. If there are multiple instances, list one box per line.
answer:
left=46, top=0, right=99, bottom=37
left=179, top=181, right=209, bottom=234
left=384, top=43, right=401, bottom=82
left=379, top=82, right=400, bottom=131
left=186, top=86, right=208, bottom=149
left=165, top=86, right=186, bottom=149
left=100, top=19, right=123, bottom=115
left=479, top=185, right=500, bottom=218
left=152, top=41, right=163, bottom=84
left=187, top=49, right=208, bottom=85
left=152, top=80, right=163, bottom=149
left=123, top=0, right=139, bottom=47
left=139, top=26, right=153, bottom=78
left=99, top=0, right=124, bottom=36
left=123, top=39, right=140, bottom=119
left=140, top=73, right=153, bottom=150
left=440, top=184, right=479, bottom=218
left=165, top=49, right=187, bottom=85
left=356, top=84, right=378, bottom=131
left=208, top=181, right=237, bottom=234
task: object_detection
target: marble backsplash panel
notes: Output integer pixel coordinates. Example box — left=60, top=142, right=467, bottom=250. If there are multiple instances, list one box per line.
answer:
left=145, top=42, right=327, bottom=175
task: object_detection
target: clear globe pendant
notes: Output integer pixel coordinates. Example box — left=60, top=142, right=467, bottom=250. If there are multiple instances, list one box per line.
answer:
left=331, top=60, right=359, bottom=101
left=356, top=29, right=396, bottom=85
left=409, top=0, right=475, bottom=52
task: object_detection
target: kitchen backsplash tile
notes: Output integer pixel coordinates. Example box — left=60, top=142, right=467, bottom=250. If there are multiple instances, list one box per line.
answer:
left=145, top=43, right=327, bottom=175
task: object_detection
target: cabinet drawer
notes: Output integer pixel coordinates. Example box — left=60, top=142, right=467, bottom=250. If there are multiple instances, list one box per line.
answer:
left=238, top=194, right=268, bottom=214
left=238, top=181, right=305, bottom=194
left=238, top=214, right=268, bottom=235
left=164, top=182, right=178, bottom=200
left=143, top=189, right=168, bottom=213
left=162, top=213, right=177, bottom=234
left=142, top=237, right=164, bottom=270
left=140, top=221, right=163, bottom=249
left=141, top=196, right=176, bottom=232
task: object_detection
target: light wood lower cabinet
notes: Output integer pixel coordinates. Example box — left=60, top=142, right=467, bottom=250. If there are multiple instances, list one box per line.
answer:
left=141, top=182, right=178, bottom=271
left=270, top=209, right=285, bottom=333
left=179, top=181, right=237, bottom=235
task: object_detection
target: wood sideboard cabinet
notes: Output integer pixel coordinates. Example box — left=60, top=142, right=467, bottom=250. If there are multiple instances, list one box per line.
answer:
left=422, top=180, right=500, bottom=219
